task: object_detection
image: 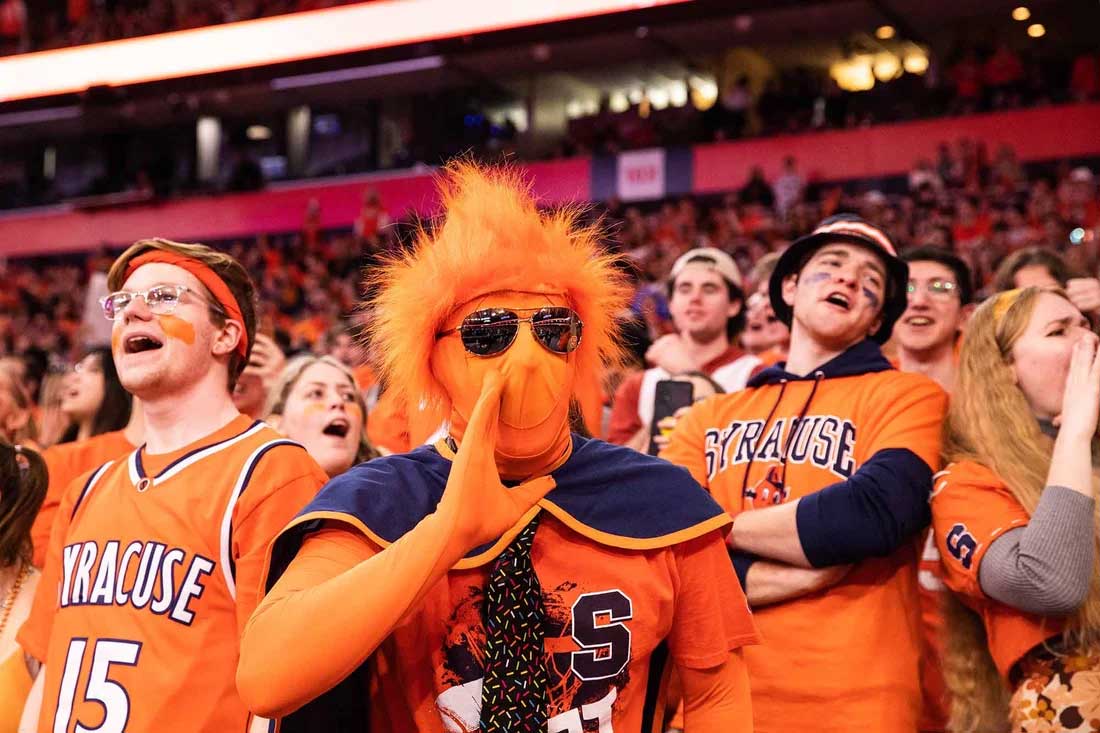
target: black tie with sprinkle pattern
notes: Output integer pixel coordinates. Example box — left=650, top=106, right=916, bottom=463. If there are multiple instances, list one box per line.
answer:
left=480, top=516, right=547, bottom=733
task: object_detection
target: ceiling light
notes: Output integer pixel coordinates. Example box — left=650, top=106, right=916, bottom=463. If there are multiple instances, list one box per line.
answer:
left=609, top=91, right=629, bottom=113
left=1027, top=23, right=1045, bottom=38
left=689, top=79, right=718, bottom=111
left=648, top=86, right=669, bottom=110
left=246, top=125, right=272, bottom=141
left=873, top=54, right=900, bottom=82
left=1012, top=6, right=1030, bottom=21
left=668, top=80, right=688, bottom=107
left=831, top=58, right=875, bottom=92
left=903, top=52, right=929, bottom=74
left=875, top=25, right=895, bottom=40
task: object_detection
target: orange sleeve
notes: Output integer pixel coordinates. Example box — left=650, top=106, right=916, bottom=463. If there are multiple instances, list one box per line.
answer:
left=667, top=531, right=758, bottom=669
left=860, top=374, right=947, bottom=470
left=658, top=398, right=715, bottom=488
left=930, top=462, right=1030, bottom=600
left=239, top=527, right=378, bottom=717
left=238, top=507, right=470, bottom=718
left=605, top=371, right=644, bottom=445
left=18, top=467, right=87, bottom=662
left=231, top=452, right=328, bottom=636
left=678, top=650, right=753, bottom=733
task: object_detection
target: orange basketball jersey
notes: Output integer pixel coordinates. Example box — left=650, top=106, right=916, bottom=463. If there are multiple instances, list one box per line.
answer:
left=19, top=414, right=327, bottom=733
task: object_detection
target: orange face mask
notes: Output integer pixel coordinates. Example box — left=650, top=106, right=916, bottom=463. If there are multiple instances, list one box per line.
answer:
left=430, top=290, right=575, bottom=480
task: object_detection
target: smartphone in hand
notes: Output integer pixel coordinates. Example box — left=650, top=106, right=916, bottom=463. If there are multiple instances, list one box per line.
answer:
left=649, top=379, right=694, bottom=456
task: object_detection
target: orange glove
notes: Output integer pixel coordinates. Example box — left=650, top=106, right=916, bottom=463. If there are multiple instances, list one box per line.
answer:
left=238, top=371, right=556, bottom=718
left=434, top=371, right=557, bottom=551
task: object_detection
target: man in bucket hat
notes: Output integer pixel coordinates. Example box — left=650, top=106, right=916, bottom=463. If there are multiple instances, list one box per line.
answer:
left=662, top=214, right=948, bottom=732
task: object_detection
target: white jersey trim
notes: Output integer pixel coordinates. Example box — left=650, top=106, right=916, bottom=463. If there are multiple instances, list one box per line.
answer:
left=126, top=420, right=269, bottom=488
left=220, top=439, right=300, bottom=600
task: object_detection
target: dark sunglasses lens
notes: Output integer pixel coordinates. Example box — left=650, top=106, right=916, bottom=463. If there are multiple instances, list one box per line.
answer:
left=532, top=308, right=582, bottom=354
left=460, top=309, right=518, bottom=356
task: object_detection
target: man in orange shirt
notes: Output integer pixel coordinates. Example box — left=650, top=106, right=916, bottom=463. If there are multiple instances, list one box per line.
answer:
left=662, top=215, right=948, bottom=732
left=18, top=238, right=327, bottom=733
left=237, top=164, right=758, bottom=732
left=894, top=246, right=974, bottom=732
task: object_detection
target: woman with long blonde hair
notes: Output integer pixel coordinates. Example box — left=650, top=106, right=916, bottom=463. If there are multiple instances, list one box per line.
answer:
left=933, top=286, right=1100, bottom=732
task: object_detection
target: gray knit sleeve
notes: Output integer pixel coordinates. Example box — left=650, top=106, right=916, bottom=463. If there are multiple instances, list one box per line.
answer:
left=978, top=485, right=1095, bottom=616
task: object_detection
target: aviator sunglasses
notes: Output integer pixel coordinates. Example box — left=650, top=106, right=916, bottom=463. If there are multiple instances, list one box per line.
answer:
left=436, top=306, right=583, bottom=357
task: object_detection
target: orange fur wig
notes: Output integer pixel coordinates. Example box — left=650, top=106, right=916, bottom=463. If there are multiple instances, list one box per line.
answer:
left=365, top=161, right=631, bottom=437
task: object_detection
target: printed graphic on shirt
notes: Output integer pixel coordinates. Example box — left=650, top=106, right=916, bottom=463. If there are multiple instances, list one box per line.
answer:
left=943, top=523, right=979, bottom=571
left=702, top=414, right=857, bottom=485
left=434, top=583, right=635, bottom=732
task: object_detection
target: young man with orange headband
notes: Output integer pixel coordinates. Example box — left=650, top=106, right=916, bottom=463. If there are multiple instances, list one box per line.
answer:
left=17, top=238, right=328, bottom=733
left=236, top=164, right=758, bottom=732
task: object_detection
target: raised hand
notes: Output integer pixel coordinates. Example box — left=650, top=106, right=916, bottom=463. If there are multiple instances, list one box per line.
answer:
left=1066, top=278, right=1100, bottom=318
left=646, top=334, right=698, bottom=375
left=1054, top=333, right=1100, bottom=439
left=435, top=372, right=556, bottom=552
left=653, top=405, right=695, bottom=452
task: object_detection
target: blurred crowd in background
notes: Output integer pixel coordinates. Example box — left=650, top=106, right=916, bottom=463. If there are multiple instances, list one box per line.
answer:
left=2, top=141, right=1098, bottom=452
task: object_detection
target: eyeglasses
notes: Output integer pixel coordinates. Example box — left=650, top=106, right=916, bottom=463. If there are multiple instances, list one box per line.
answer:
left=436, top=307, right=583, bottom=357
left=99, top=284, right=226, bottom=321
left=906, top=279, right=959, bottom=299
left=72, top=359, right=102, bottom=374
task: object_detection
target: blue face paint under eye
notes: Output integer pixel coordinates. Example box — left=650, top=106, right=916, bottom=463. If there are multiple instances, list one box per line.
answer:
left=804, top=271, right=832, bottom=285
left=862, top=287, right=881, bottom=309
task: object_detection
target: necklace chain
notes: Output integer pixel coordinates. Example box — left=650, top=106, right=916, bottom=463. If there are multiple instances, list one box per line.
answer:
left=0, top=563, right=30, bottom=639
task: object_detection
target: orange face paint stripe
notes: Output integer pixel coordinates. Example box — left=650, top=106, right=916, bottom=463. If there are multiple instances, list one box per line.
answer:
left=156, top=315, right=196, bottom=345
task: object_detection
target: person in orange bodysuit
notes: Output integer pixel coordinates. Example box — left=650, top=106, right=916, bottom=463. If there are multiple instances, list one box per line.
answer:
left=237, top=163, right=759, bottom=732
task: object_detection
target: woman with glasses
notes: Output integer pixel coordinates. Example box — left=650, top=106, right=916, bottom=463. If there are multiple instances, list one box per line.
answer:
left=264, top=355, right=379, bottom=478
